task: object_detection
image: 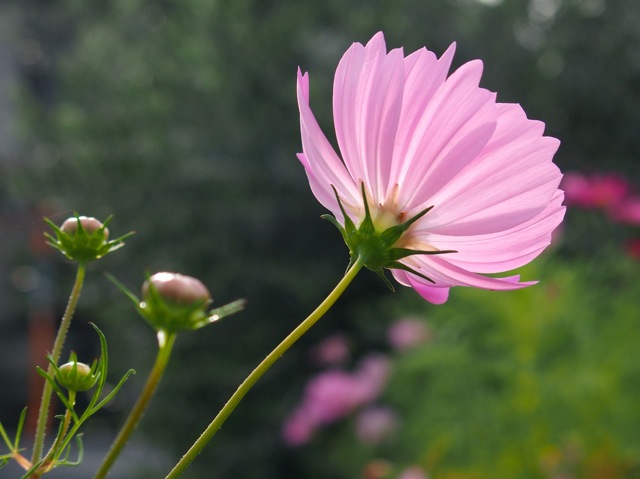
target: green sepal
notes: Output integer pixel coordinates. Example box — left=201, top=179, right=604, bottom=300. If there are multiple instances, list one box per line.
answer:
left=372, top=268, right=396, bottom=292
left=324, top=183, right=455, bottom=289
left=388, top=247, right=457, bottom=261
left=387, top=261, right=436, bottom=284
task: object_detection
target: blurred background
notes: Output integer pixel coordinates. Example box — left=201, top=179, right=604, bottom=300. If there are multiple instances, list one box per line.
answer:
left=0, top=0, right=639, bottom=478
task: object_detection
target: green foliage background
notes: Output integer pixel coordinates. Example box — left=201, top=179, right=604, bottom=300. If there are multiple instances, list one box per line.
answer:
left=311, top=256, right=640, bottom=479
left=1, top=0, right=639, bottom=478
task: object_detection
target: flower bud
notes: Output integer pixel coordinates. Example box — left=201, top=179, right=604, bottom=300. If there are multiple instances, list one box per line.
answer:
left=44, top=214, right=132, bottom=264
left=61, top=216, right=109, bottom=239
left=143, top=272, right=211, bottom=306
left=56, top=360, right=98, bottom=392
left=139, top=272, right=213, bottom=333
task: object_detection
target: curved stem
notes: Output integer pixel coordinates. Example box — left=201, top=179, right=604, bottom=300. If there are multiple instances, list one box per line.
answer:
left=164, top=258, right=364, bottom=479
left=94, top=331, right=177, bottom=479
left=31, top=263, right=86, bottom=464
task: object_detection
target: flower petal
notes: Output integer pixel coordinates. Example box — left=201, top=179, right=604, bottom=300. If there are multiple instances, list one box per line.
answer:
left=400, top=255, right=536, bottom=291
left=333, top=32, right=405, bottom=203
left=385, top=43, right=456, bottom=202
left=392, top=269, right=451, bottom=304
left=391, top=59, right=498, bottom=210
left=297, top=69, right=360, bottom=217
left=422, top=103, right=562, bottom=235
left=427, top=190, right=565, bottom=273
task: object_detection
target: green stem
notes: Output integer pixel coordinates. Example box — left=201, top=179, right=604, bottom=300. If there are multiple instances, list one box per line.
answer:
left=31, top=263, right=86, bottom=465
left=164, top=258, right=364, bottom=479
left=49, top=392, right=75, bottom=460
left=94, top=331, right=177, bottom=479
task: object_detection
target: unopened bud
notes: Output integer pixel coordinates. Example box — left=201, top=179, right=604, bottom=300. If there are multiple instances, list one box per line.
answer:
left=56, top=360, right=98, bottom=392
left=139, top=272, right=212, bottom=333
left=143, top=272, right=211, bottom=306
left=44, top=214, right=132, bottom=264
left=61, top=216, right=109, bottom=239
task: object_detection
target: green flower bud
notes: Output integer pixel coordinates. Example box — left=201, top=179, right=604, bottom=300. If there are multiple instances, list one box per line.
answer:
left=44, top=214, right=133, bottom=264
left=56, top=359, right=99, bottom=392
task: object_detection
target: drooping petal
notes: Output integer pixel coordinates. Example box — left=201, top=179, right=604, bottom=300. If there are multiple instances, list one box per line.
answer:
left=427, top=190, right=565, bottom=273
left=333, top=32, right=405, bottom=203
left=297, top=69, right=360, bottom=217
left=395, top=250, right=536, bottom=290
left=392, top=269, right=451, bottom=304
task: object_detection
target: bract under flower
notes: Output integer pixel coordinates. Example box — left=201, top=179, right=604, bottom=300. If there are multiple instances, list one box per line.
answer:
left=297, top=32, right=565, bottom=303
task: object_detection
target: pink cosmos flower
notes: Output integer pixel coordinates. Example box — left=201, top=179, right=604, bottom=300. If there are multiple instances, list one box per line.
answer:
left=297, top=32, right=565, bottom=304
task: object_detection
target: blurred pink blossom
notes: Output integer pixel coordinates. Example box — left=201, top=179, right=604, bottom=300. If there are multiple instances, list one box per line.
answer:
left=355, top=406, right=398, bottom=444
left=282, top=355, right=390, bottom=446
left=297, top=31, right=564, bottom=304
left=309, top=333, right=351, bottom=367
left=611, top=196, right=640, bottom=225
left=398, top=466, right=429, bottom=479
left=388, top=317, right=431, bottom=351
left=562, top=172, right=631, bottom=210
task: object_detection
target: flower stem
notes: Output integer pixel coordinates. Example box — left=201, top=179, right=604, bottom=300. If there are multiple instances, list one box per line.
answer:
left=94, top=330, right=177, bottom=479
left=31, top=263, right=86, bottom=465
left=164, top=258, right=364, bottom=479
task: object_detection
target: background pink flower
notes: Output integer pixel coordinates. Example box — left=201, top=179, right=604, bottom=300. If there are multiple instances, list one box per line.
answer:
left=309, top=333, right=351, bottom=367
left=297, top=32, right=564, bottom=304
left=388, top=317, right=431, bottom=351
left=282, top=354, right=390, bottom=446
left=398, top=466, right=430, bottom=479
left=562, top=172, right=630, bottom=210
left=611, top=196, right=640, bottom=225
left=355, top=406, right=398, bottom=444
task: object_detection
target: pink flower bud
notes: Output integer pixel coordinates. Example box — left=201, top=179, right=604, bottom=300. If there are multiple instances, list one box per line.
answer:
left=143, top=272, right=211, bottom=306
left=60, top=216, right=109, bottom=239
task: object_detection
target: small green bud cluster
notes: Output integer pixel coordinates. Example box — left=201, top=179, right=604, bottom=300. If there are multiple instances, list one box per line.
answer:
left=45, top=215, right=133, bottom=264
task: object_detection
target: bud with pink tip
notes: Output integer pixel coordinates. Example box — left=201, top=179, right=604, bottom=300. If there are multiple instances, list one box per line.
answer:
left=142, top=272, right=211, bottom=306
left=61, top=216, right=109, bottom=238
left=45, top=214, right=133, bottom=264
left=107, top=271, right=244, bottom=334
